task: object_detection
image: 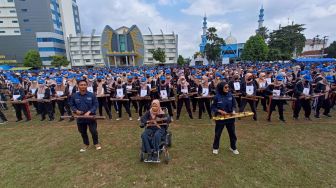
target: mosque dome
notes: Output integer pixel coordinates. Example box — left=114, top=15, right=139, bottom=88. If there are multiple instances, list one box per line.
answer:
left=225, top=34, right=237, bottom=45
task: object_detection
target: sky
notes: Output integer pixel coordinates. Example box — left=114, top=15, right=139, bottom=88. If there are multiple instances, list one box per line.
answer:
left=77, top=0, right=336, bottom=58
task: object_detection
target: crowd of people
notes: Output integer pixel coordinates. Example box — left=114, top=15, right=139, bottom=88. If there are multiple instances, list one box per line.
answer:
left=0, top=62, right=335, bottom=125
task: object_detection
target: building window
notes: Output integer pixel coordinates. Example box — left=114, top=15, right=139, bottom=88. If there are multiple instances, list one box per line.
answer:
left=7, top=0, right=14, bottom=2
left=36, top=38, right=65, bottom=44
left=81, top=42, right=89, bottom=45
left=25, top=28, right=32, bottom=32
left=14, top=30, right=20, bottom=33
left=119, top=35, right=126, bottom=52
left=169, top=57, right=174, bottom=61
left=41, top=57, right=52, bottom=61
left=10, top=10, right=16, bottom=13
left=93, top=50, right=100, bottom=54
left=148, top=58, right=153, bottom=61
left=12, top=20, right=18, bottom=23
left=82, top=50, right=90, bottom=54
left=70, top=42, right=78, bottom=46
left=21, top=9, right=28, bottom=12
left=167, top=39, right=175, bottom=43
left=146, top=40, right=154, bottom=44
left=0, top=31, right=5, bottom=33
left=95, top=59, right=101, bottom=62
left=38, top=47, right=66, bottom=53
left=73, top=59, right=80, bottom=63
left=23, top=19, right=29, bottom=22
left=85, top=59, right=90, bottom=62
left=92, top=41, right=99, bottom=45
left=0, top=21, right=3, bottom=23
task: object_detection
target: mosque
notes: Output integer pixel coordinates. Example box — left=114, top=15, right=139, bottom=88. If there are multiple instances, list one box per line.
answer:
left=197, top=6, right=265, bottom=64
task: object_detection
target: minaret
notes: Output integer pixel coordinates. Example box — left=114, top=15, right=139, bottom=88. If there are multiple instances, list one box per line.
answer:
left=200, top=14, right=208, bottom=53
left=258, top=5, right=264, bottom=29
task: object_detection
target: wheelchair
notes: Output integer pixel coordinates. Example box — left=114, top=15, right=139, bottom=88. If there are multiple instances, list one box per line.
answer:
left=139, top=108, right=172, bottom=164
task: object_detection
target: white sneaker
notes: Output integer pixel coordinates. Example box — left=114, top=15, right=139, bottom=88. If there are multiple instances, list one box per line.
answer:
left=95, top=144, right=102, bottom=150
left=129, top=117, right=133, bottom=121
left=116, top=118, right=120, bottom=121
left=229, top=148, right=239, bottom=155
left=212, top=149, right=219, bottom=155
left=80, top=145, right=89, bottom=153
left=137, top=117, right=141, bottom=121
left=171, top=117, right=174, bottom=122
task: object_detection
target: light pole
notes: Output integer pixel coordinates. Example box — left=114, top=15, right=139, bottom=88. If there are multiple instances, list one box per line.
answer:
left=321, top=36, right=328, bottom=57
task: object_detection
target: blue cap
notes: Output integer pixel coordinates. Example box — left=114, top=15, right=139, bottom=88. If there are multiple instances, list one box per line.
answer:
left=160, top=76, right=166, bottom=81
left=196, top=75, right=202, bottom=79
left=326, top=75, right=334, bottom=83
left=127, top=75, right=133, bottom=79
left=76, top=76, right=82, bottom=81
left=12, top=78, right=20, bottom=84
left=141, top=77, right=147, bottom=82
left=97, top=75, right=104, bottom=80
left=276, top=75, right=284, bottom=81
left=56, top=78, right=63, bottom=84
left=38, top=79, right=45, bottom=84
left=303, top=75, right=313, bottom=82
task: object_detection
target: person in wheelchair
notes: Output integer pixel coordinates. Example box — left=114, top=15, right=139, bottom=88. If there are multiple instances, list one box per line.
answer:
left=140, top=99, right=171, bottom=163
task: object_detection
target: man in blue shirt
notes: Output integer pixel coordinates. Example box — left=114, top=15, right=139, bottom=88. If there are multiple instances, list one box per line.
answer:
left=69, top=79, right=100, bottom=152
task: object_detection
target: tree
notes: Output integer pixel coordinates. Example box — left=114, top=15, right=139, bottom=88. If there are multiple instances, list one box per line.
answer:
left=325, top=41, right=336, bottom=58
left=241, top=35, right=269, bottom=62
left=256, top=26, right=269, bottom=40
left=50, top=55, right=70, bottom=68
left=268, top=24, right=306, bottom=59
left=193, top=52, right=202, bottom=59
left=267, top=48, right=282, bottom=61
left=150, top=48, right=166, bottom=63
left=205, top=27, right=225, bottom=63
left=23, top=50, right=42, bottom=69
left=177, top=55, right=185, bottom=66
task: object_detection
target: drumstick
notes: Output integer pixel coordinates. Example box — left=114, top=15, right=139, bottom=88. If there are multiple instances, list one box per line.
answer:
left=61, top=115, right=106, bottom=119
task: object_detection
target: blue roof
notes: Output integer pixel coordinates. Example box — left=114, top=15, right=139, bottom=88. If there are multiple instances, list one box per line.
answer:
left=294, top=58, right=336, bottom=63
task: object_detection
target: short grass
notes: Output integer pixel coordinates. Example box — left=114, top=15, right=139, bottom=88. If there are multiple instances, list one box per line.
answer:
left=0, top=103, right=335, bottom=188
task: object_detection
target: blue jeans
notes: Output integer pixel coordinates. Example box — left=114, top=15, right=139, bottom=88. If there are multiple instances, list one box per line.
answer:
left=141, top=127, right=165, bottom=153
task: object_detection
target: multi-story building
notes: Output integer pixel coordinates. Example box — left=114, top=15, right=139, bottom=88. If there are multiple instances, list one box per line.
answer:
left=143, top=30, right=178, bottom=64
left=67, top=33, right=104, bottom=67
left=0, top=0, right=80, bottom=66
left=68, top=25, right=178, bottom=67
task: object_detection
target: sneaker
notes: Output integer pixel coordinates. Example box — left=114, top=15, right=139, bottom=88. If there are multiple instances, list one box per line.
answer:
left=137, top=117, right=141, bottom=121
left=305, top=117, right=312, bottom=121
left=129, top=117, right=133, bottom=121
left=116, top=118, right=120, bottom=121
left=314, top=115, right=320, bottom=119
left=95, top=144, right=102, bottom=150
left=279, top=118, right=286, bottom=122
left=229, top=148, right=239, bottom=155
left=144, top=153, right=152, bottom=162
left=80, top=145, right=89, bottom=152
left=171, top=117, right=174, bottom=122
left=212, top=149, right=219, bottom=155
left=323, top=114, right=332, bottom=117
left=293, top=117, right=298, bottom=120
left=152, top=152, right=160, bottom=163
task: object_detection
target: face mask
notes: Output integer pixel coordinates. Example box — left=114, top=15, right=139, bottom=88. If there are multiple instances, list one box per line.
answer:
left=161, top=81, right=165, bottom=84
left=182, top=81, right=186, bottom=84
left=97, top=79, right=102, bottom=82
left=118, top=81, right=121, bottom=84
left=305, top=80, right=309, bottom=84
left=247, top=78, right=252, bottom=82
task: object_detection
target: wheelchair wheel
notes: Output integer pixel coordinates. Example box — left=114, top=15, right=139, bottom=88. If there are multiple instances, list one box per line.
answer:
left=163, top=146, right=170, bottom=164
left=166, top=131, right=172, bottom=147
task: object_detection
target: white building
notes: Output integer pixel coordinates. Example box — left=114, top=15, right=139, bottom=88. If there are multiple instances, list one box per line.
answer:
left=67, top=34, right=104, bottom=67
left=300, top=38, right=329, bottom=58
left=143, top=30, right=178, bottom=64
left=0, top=0, right=20, bottom=36
left=68, top=30, right=178, bottom=67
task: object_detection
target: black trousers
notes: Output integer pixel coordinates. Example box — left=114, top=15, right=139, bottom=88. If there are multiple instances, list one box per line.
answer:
left=213, top=122, right=237, bottom=150
left=0, top=109, right=7, bottom=121
left=13, top=103, right=30, bottom=120
left=256, top=92, right=267, bottom=111
left=38, top=102, right=54, bottom=120
left=198, top=99, right=212, bottom=119
left=239, top=99, right=257, bottom=120
left=176, top=97, right=193, bottom=119
left=268, top=100, right=284, bottom=120
left=98, top=97, right=112, bottom=118
left=57, top=100, right=71, bottom=116
left=315, top=96, right=331, bottom=116
left=77, top=120, right=98, bottom=145
left=128, top=94, right=138, bottom=113
left=191, top=96, right=198, bottom=112
left=293, top=99, right=311, bottom=118
left=117, top=101, right=131, bottom=118
left=161, top=101, right=173, bottom=117
left=31, top=101, right=40, bottom=114
left=138, top=100, right=150, bottom=117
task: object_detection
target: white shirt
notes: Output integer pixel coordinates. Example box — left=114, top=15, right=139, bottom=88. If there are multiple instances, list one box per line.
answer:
left=246, top=85, right=254, bottom=95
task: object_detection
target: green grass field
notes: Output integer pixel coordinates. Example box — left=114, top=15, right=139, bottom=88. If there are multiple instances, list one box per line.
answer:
left=0, top=104, right=335, bottom=188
